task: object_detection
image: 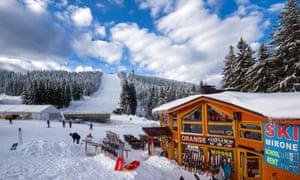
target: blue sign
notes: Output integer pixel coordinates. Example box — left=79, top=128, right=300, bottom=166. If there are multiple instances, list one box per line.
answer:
left=264, top=122, right=300, bottom=174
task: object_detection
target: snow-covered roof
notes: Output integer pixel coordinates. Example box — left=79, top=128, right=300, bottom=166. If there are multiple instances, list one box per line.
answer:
left=0, top=105, right=58, bottom=113
left=152, top=91, right=300, bottom=119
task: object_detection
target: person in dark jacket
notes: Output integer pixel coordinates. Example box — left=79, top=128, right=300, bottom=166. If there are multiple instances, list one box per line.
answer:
left=70, top=132, right=81, bottom=144
left=62, top=120, right=66, bottom=128
left=47, top=120, right=50, bottom=128
left=89, top=122, right=93, bottom=130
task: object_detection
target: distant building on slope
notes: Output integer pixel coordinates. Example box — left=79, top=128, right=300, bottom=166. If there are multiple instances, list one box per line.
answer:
left=0, top=105, right=60, bottom=120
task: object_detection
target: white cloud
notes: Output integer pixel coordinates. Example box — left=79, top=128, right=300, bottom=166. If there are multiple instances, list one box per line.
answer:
left=75, top=66, right=94, bottom=72
left=138, top=0, right=175, bottom=17
left=112, top=0, right=266, bottom=85
left=234, top=0, right=250, bottom=5
left=109, top=0, right=124, bottom=6
left=111, top=23, right=206, bottom=83
left=0, top=0, right=71, bottom=65
left=72, top=33, right=123, bottom=64
left=24, top=0, right=49, bottom=14
left=268, top=3, right=284, bottom=13
left=206, top=0, right=217, bottom=6
left=96, top=3, right=105, bottom=8
left=95, top=24, right=106, bottom=37
left=71, top=7, right=93, bottom=27
left=0, top=57, right=68, bottom=72
left=56, top=0, right=68, bottom=8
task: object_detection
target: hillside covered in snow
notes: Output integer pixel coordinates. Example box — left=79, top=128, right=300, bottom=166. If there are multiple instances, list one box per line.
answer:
left=66, top=74, right=121, bottom=113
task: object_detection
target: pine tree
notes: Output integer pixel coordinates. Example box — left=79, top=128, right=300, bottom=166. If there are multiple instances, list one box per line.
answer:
left=128, top=83, right=137, bottom=115
left=269, top=0, right=300, bottom=91
left=120, top=79, right=130, bottom=114
left=232, top=38, right=255, bottom=91
left=222, top=45, right=236, bottom=89
left=146, top=86, right=157, bottom=118
left=243, top=43, right=273, bottom=92
left=158, top=87, right=167, bottom=106
left=64, top=84, right=72, bottom=107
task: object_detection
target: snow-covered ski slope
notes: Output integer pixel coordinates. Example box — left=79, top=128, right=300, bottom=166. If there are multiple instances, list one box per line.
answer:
left=67, top=74, right=121, bottom=113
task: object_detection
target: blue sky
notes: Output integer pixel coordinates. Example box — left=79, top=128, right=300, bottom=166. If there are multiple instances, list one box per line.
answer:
left=0, top=0, right=286, bottom=86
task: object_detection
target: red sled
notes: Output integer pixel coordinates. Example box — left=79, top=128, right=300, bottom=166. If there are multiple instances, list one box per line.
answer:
left=123, top=160, right=140, bottom=171
left=114, top=156, right=124, bottom=171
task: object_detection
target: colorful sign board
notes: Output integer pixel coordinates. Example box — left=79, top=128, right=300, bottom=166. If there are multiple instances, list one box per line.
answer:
left=181, top=134, right=234, bottom=147
left=264, top=122, right=300, bottom=174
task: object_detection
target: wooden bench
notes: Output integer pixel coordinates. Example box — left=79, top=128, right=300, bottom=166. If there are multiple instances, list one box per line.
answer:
left=83, top=139, right=102, bottom=155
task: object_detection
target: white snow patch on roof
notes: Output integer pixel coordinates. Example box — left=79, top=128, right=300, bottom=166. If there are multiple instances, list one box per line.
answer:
left=153, top=91, right=300, bottom=119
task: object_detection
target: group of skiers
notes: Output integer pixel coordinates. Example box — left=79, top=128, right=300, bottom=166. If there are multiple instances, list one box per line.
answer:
left=60, top=119, right=93, bottom=130
left=61, top=120, right=73, bottom=128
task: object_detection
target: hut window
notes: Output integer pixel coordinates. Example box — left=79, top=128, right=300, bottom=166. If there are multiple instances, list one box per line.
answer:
left=239, top=123, right=262, bottom=142
left=172, top=113, right=178, bottom=131
left=182, top=106, right=203, bottom=134
left=183, top=124, right=202, bottom=133
left=183, top=107, right=202, bottom=122
left=161, top=116, right=170, bottom=127
left=207, top=105, right=232, bottom=122
left=207, top=105, right=234, bottom=137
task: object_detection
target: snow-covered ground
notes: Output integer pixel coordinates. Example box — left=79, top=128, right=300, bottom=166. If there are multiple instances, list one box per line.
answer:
left=0, top=115, right=211, bottom=180
left=66, top=74, right=121, bottom=113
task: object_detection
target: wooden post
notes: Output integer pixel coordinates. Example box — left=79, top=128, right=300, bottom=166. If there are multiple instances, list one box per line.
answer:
left=85, top=140, right=87, bottom=151
left=147, top=136, right=151, bottom=156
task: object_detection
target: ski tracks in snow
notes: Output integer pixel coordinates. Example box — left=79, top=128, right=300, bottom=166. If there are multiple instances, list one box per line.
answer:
left=69, top=74, right=121, bottom=113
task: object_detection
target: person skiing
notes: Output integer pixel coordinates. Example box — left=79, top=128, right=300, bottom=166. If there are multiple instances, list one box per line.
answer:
left=9, top=117, right=13, bottom=125
left=62, top=120, right=66, bottom=128
left=70, top=132, right=81, bottom=144
left=47, top=120, right=50, bottom=128
left=89, top=122, right=93, bottom=130
left=69, top=120, right=72, bottom=128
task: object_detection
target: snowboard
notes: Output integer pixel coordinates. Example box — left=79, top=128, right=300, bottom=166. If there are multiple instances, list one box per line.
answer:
left=123, top=160, right=140, bottom=171
left=10, top=142, right=18, bottom=150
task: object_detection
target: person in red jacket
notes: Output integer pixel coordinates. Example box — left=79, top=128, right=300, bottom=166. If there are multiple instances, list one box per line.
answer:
left=69, top=120, right=72, bottom=128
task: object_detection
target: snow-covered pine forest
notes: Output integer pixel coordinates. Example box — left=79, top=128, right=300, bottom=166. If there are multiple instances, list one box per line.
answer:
left=222, top=0, right=300, bottom=92
left=0, top=70, right=102, bottom=108
left=118, top=71, right=197, bottom=119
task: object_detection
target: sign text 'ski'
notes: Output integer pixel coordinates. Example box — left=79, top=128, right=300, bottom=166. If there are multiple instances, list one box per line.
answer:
left=264, top=122, right=299, bottom=175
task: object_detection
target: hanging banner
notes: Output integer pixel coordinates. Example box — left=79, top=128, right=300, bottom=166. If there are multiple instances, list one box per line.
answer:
left=207, top=137, right=234, bottom=148
left=264, top=122, right=299, bottom=175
